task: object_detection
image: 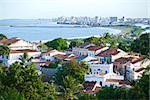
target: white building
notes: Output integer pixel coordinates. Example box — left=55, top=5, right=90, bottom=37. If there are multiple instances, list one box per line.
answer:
left=0, top=49, right=41, bottom=66
left=113, top=55, right=150, bottom=81
left=41, top=50, right=66, bottom=61
left=0, top=37, right=37, bottom=50
left=72, top=42, right=95, bottom=56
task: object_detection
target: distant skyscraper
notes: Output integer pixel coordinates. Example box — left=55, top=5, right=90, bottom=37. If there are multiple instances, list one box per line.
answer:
left=94, top=16, right=99, bottom=23
left=109, top=17, right=118, bottom=23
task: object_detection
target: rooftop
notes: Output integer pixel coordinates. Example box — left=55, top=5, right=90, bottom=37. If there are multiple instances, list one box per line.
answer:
left=135, top=67, right=145, bottom=72
left=86, top=45, right=103, bottom=51
left=113, top=57, right=134, bottom=64
left=78, top=42, right=95, bottom=48
left=96, top=48, right=120, bottom=56
left=0, top=37, right=20, bottom=45
left=83, top=81, right=97, bottom=91
left=105, top=79, right=121, bottom=83
left=10, top=49, right=39, bottom=54
left=131, top=57, right=144, bottom=64
left=42, top=50, right=57, bottom=54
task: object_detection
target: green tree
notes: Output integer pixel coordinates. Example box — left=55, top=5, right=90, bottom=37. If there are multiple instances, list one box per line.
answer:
left=131, top=33, right=150, bottom=55
left=69, top=40, right=82, bottom=48
left=38, top=41, right=48, bottom=51
left=19, top=53, right=33, bottom=66
left=104, top=32, right=111, bottom=40
left=45, top=38, right=67, bottom=50
left=55, top=60, right=89, bottom=100
left=61, top=75, right=82, bottom=100
left=110, top=39, right=117, bottom=48
left=84, top=36, right=99, bottom=44
left=78, top=93, right=97, bottom=100
left=132, top=65, right=150, bottom=99
left=98, top=37, right=106, bottom=46
left=1, top=62, right=56, bottom=100
left=0, top=34, right=7, bottom=40
left=118, top=41, right=132, bottom=52
left=0, top=45, right=10, bottom=55
left=0, top=88, right=25, bottom=100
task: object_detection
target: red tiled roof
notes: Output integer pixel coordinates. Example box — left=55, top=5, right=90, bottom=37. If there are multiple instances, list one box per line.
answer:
left=135, top=67, right=145, bottom=72
left=0, top=37, right=20, bottom=44
left=83, top=81, right=97, bottom=91
left=131, top=57, right=144, bottom=64
left=43, top=50, right=55, bottom=54
left=54, top=54, right=68, bottom=59
left=119, top=81, right=130, bottom=85
left=82, top=86, right=100, bottom=94
left=105, top=79, right=121, bottom=83
left=96, top=48, right=120, bottom=56
left=10, top=49, right=38, bottom=53
left=67, top=55, right=76, bottom=59
left=86, top=45, right=103, bottom=51
left=113, top=57, right=134, bottom=64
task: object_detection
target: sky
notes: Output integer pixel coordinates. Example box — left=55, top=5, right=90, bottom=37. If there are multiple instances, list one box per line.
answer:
left=0, top=0, right=149, bottom=19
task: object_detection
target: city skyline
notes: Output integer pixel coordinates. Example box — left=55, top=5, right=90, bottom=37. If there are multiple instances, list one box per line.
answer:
left=0, top=0, right=149, bottom=19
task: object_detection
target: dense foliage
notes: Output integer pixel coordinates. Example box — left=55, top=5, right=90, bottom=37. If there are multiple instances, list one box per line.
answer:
left=0, top=54, right=56, bottom=100
left=55, top=60, right=89, bottom=100
left=0, top=34, right=7, bottom=40
left=131, top=33, right=150, bottom=55
left=45, top=38, right=67, bottom=50
left=69, top=40, right=83, bottom=48
left=0, top=45, right=10, bottom=55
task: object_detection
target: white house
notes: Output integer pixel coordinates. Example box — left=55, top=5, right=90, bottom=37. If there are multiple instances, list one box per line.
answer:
left=83, top=55, right=124, bottom=87
left=86, top=45, right=109, bottom=57
left=41, top=50, right=66, bottom=61
left=0, top=37, right=37, bottom=50
left=113, top=55, right=150, bottom=81
left=95, top=48, right=128, bottom=64
left=0, top=49, right=41, bottom=66
left=72, top=42, right=95, bottom=56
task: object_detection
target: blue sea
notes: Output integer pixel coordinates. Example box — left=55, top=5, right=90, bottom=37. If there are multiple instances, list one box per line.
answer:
left=0, top=19, right=121, bottom=41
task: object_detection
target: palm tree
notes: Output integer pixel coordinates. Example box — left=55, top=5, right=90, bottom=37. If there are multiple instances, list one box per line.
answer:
left=142, top=53, right=150, bottom=64
left=110, top=39, right=117, bottom=48
left=0, top=45, right=10, bottom=55
left=19, top=53, right=33, bottom=66
left=0, top=88, right=25, bottom=100
left=0, top=34, right=7, bottom=40
left=60, top=75, right=83, bottom=100
left=98, top=37, right=106, bottom=46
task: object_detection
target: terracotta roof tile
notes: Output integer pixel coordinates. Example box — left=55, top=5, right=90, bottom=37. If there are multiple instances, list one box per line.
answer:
left=113, top=57, right=134, bottom=64
left=96, top=48, right=120, bottom=56
left=43, top=50, right=55, bottom=54
left=135, top=67, right=145, bottom=72
left=10, top=49, right=38, bottom=53
left=86, top=45, right=103, bottom=51
left=0, top=37, right=20, bottom=44
left=105, top=79, right=121, bottom=82
left=83, top=81, right=97, bottom=91
left=131, top=57, right=144, bottom=64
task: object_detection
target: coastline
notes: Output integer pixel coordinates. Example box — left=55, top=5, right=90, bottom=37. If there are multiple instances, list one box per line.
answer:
left=101, top=25, right=132, bottom=35
left=30, top=27, right=122, bottom=43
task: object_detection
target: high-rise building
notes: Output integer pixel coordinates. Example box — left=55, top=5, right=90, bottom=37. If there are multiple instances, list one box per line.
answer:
left=109, top=17, right=118, bottom=23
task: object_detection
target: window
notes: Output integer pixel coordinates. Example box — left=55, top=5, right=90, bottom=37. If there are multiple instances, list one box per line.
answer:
left=100, top=81, right=102, bottom=86
left=89, top=68, right=92, bottom=73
